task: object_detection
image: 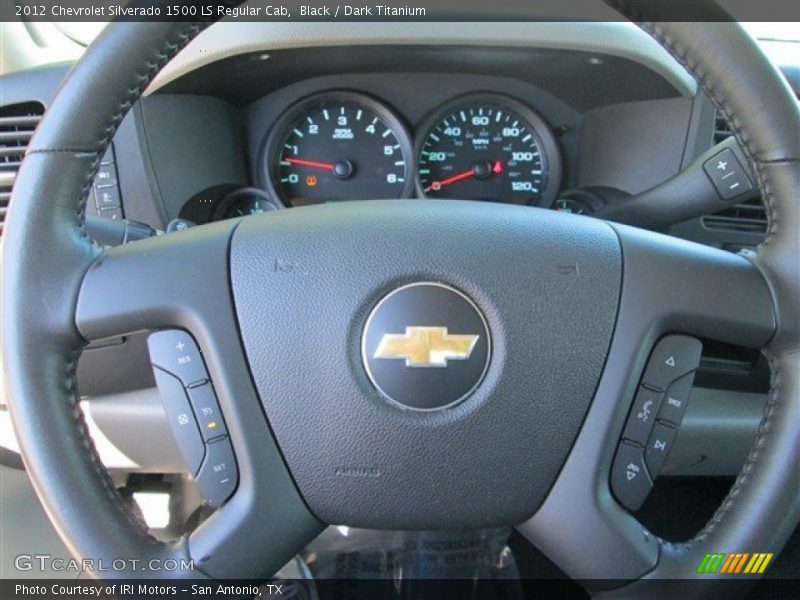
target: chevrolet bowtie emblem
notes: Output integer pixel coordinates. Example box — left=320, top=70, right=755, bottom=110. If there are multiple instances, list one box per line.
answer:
left=374, top=326, right=479, bottom=367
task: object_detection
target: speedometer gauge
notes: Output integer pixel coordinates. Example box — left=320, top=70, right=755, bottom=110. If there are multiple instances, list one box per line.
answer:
left=416, top=94, right=561, bottom=206
left=264, top=91, right=413, bottom=207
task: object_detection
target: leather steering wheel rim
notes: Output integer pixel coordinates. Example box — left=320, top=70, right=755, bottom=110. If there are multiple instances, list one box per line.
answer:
left=2, top=7, right=798, bottom=594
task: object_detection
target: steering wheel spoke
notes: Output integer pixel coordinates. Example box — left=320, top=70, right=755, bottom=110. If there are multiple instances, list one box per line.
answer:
left=517, top=225, right=776, bottom=587
left=76, top=220, right=238, bottom=342
left=76, top=224, right=324, bottom=578
left=608, top=224, right=775, bottom=348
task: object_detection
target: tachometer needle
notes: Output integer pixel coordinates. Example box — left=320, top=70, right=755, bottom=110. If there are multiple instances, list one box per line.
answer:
left=284, top=157, right=335, bottom=171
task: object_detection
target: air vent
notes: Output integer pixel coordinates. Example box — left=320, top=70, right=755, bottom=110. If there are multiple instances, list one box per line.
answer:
left=713, top=110, right=733, bottom=145
left=702, top=196, right=768, bottom=234
left=0, top=101, right=45, bottom=235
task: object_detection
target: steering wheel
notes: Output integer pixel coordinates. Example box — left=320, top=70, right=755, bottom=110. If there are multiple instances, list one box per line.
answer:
left=3, top=6, right=798, bottom=596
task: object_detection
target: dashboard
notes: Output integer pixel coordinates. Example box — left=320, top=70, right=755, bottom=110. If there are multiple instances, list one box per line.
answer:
left=246, top=89, right=560, bottom=211
left=156, top=43, right=705, bottom=227
left=1, top=23, right=798, bottom=477
left=1, top=20, right=799, bottom=586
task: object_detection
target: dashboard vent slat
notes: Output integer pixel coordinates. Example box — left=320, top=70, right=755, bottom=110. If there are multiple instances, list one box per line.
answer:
left=0, top=114, right=43, bottom=128
left=0, top=145, right=31, bottom=158
left=0, top=130, right=34, bottom=144
left=703, top=197, right=768, bottom=234
left=0, top=101, right=45, bottom=236
left=713, top=111, right=733, bottom=145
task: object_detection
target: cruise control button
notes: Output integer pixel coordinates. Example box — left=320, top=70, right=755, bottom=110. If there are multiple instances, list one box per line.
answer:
left=187, top=383, right=227, bottom=441
left=611, top=441, right=653, bottom=512
left=642, top=335, right=702, bottom=392
left=152, top=367, right=204, bottom=475
left=148, top=330, right=208, bottom=387
left=645, top=421, right=678, bottom=478
left=658, top=372, right=695, bottom=426
left=703, top=148, right=753, bottom=200
left=622, top=386, right=663, bottom=446
left=196, top=437, right=238, bottom=508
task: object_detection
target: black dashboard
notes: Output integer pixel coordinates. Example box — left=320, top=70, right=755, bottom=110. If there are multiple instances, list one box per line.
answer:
left=135, top=45, right=706, bottom=228
left=181, top=79, right=572, bottom=220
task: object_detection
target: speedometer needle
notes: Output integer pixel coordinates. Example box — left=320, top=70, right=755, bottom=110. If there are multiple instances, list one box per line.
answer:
left=425, top=160, right=504, bottom=192
left=284, top=157, right=335, bottom=171
left=425, top=169, right=474, bottom=192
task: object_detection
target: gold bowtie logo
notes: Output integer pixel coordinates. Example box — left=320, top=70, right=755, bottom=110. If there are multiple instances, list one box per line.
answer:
left=374, top=326, right=479, bottom=367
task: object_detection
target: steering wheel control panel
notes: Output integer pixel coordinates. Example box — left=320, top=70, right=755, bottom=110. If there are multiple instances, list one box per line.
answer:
left=86, top=143, right=126, bottom=221
left=611, top=335, right=703, bottom=511
left=148, top=330, right=238, bottom=508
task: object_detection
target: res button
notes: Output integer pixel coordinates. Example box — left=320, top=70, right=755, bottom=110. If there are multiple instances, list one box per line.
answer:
left=148, top=330, right=209, bottom=387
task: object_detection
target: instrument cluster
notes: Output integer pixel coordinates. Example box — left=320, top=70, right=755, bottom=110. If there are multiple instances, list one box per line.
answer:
left=244, top=90, right=564, bottom=215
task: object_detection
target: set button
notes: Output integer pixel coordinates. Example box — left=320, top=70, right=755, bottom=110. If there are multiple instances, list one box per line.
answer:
left=196, top=437, right=238, bottom=508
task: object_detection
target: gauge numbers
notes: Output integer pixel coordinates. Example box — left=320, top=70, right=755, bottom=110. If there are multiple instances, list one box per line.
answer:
left=267, top=92, right=413, bottom=206
left=417, top=95, right=560, bottom=206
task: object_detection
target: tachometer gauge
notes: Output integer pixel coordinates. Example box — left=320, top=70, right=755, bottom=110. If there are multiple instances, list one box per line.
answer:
left=416, top=94, right=561, bottom=206
left=264, top=92, right=414, bottom=206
